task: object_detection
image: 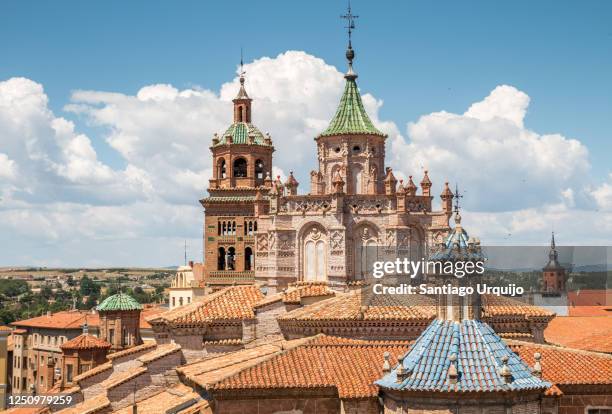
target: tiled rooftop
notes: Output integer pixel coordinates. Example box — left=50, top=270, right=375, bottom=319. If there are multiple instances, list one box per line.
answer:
left=55, top=394, right=110, bottom=414
left=112, top=383, right=204, bottom=414
left=137, top=342, right=181, bottom=364
left=60, top=333, right=112, bottom=350
left=482, top=294, right=554, bottom=318
left=254, top=282, right=334, bottom=308
left=107, top=339, right=157, bottom=360
left=73, top=361, right=112, bottom=383
left=148, top=285, right=264, bottom=326
left=101, top=366, right=147, bottom=390
left=278, top=288, right=435, bottom=322
left=11, top=310, right=100, bottom=330
left=544, top=316, right=612, bottom=353
left=377, top=320, right=550, bottom=393
left=96, top=292, right=142, bottom=312
left=509, top=341, right=612, bottom=386
left=212, top=335, right=409, bottom=398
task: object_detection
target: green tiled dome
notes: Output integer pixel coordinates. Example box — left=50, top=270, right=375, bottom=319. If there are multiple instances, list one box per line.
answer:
left=96, top=293, right=142, bottom=312
left=319, top=77, right=385, bottom=138
left=214, top=122, right=269, bottom=146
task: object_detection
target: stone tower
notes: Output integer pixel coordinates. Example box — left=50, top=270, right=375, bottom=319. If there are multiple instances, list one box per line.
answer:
left=310, top=41, right=387, bottom=196
left=542, top=232, right=566, bottom=295
left=201, top=64, right=274, bottom=290
left=96, top=293, right=142, bottom=352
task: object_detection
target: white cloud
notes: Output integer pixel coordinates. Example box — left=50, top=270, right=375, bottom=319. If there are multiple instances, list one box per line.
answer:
left=591, top=173, right=612, bottom=211
left=389, top=85, right=591, bottom=212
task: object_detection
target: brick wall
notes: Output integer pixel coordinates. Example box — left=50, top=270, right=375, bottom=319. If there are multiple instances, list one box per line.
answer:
left=558, top=394, right=612, bottom=414
left=341, top=398, right=379, bottom=414
left=78, top=368, right=113, bottom=400
left=215, top=397, right=340, bottom=413
left=106, top=372, right=163, bottom=411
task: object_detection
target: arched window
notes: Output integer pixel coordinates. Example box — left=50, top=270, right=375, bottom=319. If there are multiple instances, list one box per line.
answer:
left=232, top=221, right=236, bottom=235
left=238, top=106, right=243, bottom=122
left=218, top=159, right=227, bottom=179
left=245, top=247, right=253, bottom=271
left=218, top=247, right=226, bottom=270
left=233, top=158, right=247, bottom=178
left=303, top=227, right=327, bottom=282
left=354, top=226, right=378, bottom=280
left=218, top=222, right=221, bottom=236
left=254, top=221, right=257, bottom=232
left=352, top=166, right=363, bottom=194
left=255, top=159, right=265, bottom=180
left=179, top=297, right=183, bottom=306
left=227, top=247, right=236, bottom=270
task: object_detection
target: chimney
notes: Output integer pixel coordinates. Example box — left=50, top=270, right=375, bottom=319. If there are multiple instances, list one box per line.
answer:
left=46, top=311, right=52, bottom=317
left=382, top=352, right=391, bottom=374
left=188, top=260, right=194, bottom=268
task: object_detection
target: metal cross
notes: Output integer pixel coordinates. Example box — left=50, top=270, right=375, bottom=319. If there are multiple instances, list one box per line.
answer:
left=454, top=183, right=463, bottom=214
left=340, top=1, right=358, bottom=46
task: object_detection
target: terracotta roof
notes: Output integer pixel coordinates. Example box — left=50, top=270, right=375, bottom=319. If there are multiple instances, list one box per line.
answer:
left=212, top=335, right=409, bottom=398
left=107, top=340, right=157, bottom=360
left=509, top=341, right=612, bottom=386
left=176, top=400, right=212, bottom=414
left=60, top=333, right=112, bottom=350
left=0, top=325, right=12, bottom=332
left=254, top=282, right=334, bottom=308
left=545, top=316, right=612, bottom=353
left=12, top=328, right=27, bottom=334
left=11, top=310, right=100, bottom=330
left=481, top=294, right=554, bottom=318
left=112, top=383, right=202, bottom=414
left=73, top=361, right=113, bottom=383
left=148, top=285, right=264, bottom=326
left=203, top=338, right=243, bottom=346
left=178, top=337, right=316, bottom=389
left=101, top=366, right=147, bottom=390
left=137, top=342, right=181, bottom=364
left=568, top=290, right=612, bottom=316
left=140, top=305, right=168, bottom=329
left=278, top=288, right=435, bottom=322
left=55, top=394, right=110, bottom=414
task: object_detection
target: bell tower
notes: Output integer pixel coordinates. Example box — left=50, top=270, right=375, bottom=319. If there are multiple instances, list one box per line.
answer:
left=201, top=59, right=275, bottom=289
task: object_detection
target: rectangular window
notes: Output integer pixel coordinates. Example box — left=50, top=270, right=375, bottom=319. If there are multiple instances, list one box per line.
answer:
left=66, top=365, right=73, bottom=382
left=587, top=409, right=612, bottom=414
left=109, top=329, right=114, bottom=344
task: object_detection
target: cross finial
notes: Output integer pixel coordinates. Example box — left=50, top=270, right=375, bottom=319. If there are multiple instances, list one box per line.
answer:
left=239, top=48, right=246, bottom=85
left=454, top=183, right=463, bottom=214
left=340, top=1, right=359, bottom=77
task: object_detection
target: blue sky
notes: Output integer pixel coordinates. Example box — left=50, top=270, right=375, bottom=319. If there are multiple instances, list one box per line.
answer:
left=2, top=0, right=611, bottom=174
left=1, top=1, right=611, bottom=266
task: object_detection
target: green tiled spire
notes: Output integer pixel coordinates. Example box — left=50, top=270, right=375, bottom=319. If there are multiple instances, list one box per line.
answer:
left=319, top=77, right=385, bottom=138
left=96, top=293, right=142, bottom=312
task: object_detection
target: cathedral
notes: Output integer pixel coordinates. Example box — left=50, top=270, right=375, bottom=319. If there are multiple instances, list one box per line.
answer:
left=201, top=35, right=456, bottom=293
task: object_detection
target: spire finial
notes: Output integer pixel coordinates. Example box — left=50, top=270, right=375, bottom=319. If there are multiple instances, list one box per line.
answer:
left=551, top=231, right=556, bottom=250
left=239, top=47, right=245, bottom=86
left=340, top=1, right=359, bottom=79
left=453, top=183, right=463, bottom=215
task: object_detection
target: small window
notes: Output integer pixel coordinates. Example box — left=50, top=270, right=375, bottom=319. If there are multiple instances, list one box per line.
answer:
left=334, top=147, right=341, bottom=153
left=353, top=145, right=361, bottom=153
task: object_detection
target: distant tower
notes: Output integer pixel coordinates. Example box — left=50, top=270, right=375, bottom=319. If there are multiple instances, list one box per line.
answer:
left=96, top=293, right=143, bottom=351
left=202, top=57, right=274, bottom=289
left=542, top=232, right=566, bottom=295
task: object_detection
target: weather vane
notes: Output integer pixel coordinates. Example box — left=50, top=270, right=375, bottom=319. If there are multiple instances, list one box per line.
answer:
left=454, top=183, right=463, bottom=214
left=340, top=1, right=358, bottom=48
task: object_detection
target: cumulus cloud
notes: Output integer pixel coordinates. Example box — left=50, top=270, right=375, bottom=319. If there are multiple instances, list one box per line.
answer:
left=389, top=85, right=591, bottom=211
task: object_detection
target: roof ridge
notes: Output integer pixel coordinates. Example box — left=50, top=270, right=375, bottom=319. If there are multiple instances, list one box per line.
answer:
left=507, top=339, right=612, bottom=359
